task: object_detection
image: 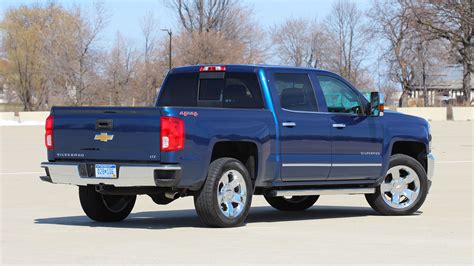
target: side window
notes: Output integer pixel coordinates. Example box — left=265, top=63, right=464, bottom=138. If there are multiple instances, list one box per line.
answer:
left=222, top=72, right=263, bottom=109
left=274, top=73, right=318, bottom=112
left=317, top=75, right=362, bottom=115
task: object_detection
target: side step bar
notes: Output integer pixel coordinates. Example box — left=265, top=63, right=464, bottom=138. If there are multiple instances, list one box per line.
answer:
left=269, top=188, right=375, bottom=197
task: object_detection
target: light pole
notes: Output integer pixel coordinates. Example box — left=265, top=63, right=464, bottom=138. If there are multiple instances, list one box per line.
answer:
left=161, top=29, right=172, bottom=70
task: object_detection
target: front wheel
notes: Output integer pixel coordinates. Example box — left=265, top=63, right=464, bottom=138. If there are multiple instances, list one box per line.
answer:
left=366, top=154, right=428, bottom=215
left=264, top=195, right=319, bottom=211
left=79, top=186, right=136, bottom=222
left=194, top=157, right=253, bottom=227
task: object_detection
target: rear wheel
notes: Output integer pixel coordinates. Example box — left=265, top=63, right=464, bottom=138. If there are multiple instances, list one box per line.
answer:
left=194, top=158, right=253, bottom=227
left=79, top=186, right=136, bottom=222
left=366, top=154, right=428, bottom=215
left=264, top=195, right=319, bottom=211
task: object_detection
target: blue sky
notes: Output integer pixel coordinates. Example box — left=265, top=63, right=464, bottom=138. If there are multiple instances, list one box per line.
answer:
left=1, top=0, right=372, bottom=46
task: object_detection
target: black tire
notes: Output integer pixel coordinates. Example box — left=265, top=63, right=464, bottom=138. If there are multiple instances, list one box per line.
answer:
left=79, top=185, right=136, bottom=222
left=194, top=157, right=253, bottom=227
left=366, top=154, right=429, bottom=215
left=264, top=195, right=319, bottom=211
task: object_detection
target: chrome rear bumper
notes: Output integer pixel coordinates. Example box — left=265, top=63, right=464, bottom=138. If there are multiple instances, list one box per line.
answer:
left=40, top=162, right=181, bottom=187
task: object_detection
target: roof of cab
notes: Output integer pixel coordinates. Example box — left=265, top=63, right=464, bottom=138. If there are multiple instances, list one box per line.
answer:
left=170, top=64, right=336, bottom=76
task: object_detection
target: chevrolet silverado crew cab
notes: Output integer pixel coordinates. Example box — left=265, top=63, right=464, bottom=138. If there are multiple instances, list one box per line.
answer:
left=40, top=65, right=434, bottom=227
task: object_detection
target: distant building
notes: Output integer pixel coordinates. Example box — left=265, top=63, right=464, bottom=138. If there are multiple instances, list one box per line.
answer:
left=410, top=64, right=473, bottom=106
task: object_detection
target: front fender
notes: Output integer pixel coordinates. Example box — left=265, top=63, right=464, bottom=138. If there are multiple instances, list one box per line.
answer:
left=380, top=122, right=430, bottom=180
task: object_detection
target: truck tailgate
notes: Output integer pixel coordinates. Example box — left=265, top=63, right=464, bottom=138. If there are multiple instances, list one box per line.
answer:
left=51, top=107, right=161, bottom=162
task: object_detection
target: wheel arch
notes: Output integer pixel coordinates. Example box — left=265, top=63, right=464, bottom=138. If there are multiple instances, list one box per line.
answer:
left=389, top=140, right=428, bottom=173
left=209, top=141, right=259, bottom=183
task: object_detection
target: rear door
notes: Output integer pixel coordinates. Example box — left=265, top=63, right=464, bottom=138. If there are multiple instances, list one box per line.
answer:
left=270, top=71, right=331, bottom=181
left=315, top=74, right=383, bottom=180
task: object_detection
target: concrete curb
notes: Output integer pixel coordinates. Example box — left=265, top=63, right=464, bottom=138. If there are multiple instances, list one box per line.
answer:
left=0, top=112, right=17, bottom=122
left=18, top=111, right=50, bottom=123
left=452, top=107, right=473, bottom=121
left=396, top=107, right=447, bottom=121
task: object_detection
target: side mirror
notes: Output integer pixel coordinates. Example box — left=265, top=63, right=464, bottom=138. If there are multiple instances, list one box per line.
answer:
left=369, top=92, right=384, bottom=116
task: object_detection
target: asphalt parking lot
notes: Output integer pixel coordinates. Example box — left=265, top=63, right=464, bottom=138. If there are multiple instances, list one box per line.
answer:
left=0, top=121, right=472, bottom=264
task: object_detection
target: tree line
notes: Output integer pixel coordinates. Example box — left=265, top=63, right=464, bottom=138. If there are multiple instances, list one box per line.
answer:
left=0, top=0, right=472, bottom=111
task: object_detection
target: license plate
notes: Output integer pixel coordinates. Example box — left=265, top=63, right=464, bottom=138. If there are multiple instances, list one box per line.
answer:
left=95, top=164, right=117, bottom=178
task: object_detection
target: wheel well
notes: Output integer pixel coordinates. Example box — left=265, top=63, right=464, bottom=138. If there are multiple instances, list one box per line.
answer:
left=391, top=141, right=427, bottom=171
left=211, top=141, right=258, bottom=180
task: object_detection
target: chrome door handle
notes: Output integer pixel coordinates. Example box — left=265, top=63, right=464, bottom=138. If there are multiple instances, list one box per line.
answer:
left=332, top=123, right=346, bottom=128
left=282, top=122, right=296, bottom=127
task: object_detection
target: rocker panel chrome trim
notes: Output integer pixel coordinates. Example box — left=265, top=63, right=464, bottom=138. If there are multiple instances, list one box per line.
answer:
left=272, top=187, right=375, bottom=197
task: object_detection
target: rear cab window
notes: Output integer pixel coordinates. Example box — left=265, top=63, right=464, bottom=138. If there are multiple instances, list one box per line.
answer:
left=157, top=70, right=264, bottom=109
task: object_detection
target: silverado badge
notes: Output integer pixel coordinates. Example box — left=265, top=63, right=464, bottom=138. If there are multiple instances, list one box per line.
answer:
left=94, top=133, right=114, bottom=142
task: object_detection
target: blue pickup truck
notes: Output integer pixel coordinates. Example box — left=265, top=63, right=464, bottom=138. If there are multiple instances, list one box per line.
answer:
left=40, top=65, right=434, bottom=227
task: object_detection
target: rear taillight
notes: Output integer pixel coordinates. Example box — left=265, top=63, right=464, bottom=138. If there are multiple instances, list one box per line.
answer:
left=199, top=65, right=226, bottom=72
left=45, top=115, right=54, bottom=150
left=160, top=116, right=184, bottom=152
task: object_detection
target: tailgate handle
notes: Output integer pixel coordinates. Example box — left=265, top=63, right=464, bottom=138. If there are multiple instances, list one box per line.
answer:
left=96, top=119, right=113, bottom=130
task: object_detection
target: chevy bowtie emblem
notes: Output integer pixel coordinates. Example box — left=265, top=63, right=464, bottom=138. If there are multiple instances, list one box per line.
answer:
left=94, top=133, right=114, bottom=142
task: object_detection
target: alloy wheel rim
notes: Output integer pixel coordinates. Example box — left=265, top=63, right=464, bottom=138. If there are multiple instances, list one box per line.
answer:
left=217, top=170, right=247, bottom=218
left=381, top=165, right=421, bottom=209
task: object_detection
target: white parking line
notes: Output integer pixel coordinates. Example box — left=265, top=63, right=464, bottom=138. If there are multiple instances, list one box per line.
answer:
left=437, top=160, right=474, bottom=164
left=0, top=171, right=43, bottom=175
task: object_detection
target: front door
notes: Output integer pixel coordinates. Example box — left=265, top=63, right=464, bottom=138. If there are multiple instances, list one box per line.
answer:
left=316, top=74, right=384, bottom=180
left=271, top=72, right=332, bottom=181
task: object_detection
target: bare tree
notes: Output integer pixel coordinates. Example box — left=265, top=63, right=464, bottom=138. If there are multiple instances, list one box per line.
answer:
left=104, top=32, right=136, bottom=106
left=271, top=18, right=309, bottom=67
left=405, top=0, right=473, bottom=103
left=167, top=0, right=236, bottom=34
left=271, top=18, right=333, bottom=68
left=58, top=1, right=108, bottom=105
left=167, top=0, right=266, bottom=65
left=380, top=84, right=400, bottom=106
left=173, top=30, right=243, bottom=64
left=325, top=0, right=367, bottom=85
left=307, top=21, right=335, bottom=69
left=368, top=0, right=418, bottom=106
left=140, top=11, right=159, bottom=105
left=1, top=3, right=58, bottom=110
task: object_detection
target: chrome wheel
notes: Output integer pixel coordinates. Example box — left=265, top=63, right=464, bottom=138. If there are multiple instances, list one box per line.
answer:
left=217, top=170, right=247, bottom=218
left=381, top=165, right=421, bottom=209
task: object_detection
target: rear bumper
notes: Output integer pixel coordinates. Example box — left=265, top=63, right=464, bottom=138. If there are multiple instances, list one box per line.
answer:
left=40, top=162, right=181, bottom=187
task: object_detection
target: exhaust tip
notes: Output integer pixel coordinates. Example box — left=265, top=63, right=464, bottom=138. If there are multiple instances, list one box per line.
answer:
left=164, top=191, right=180, bottom=200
